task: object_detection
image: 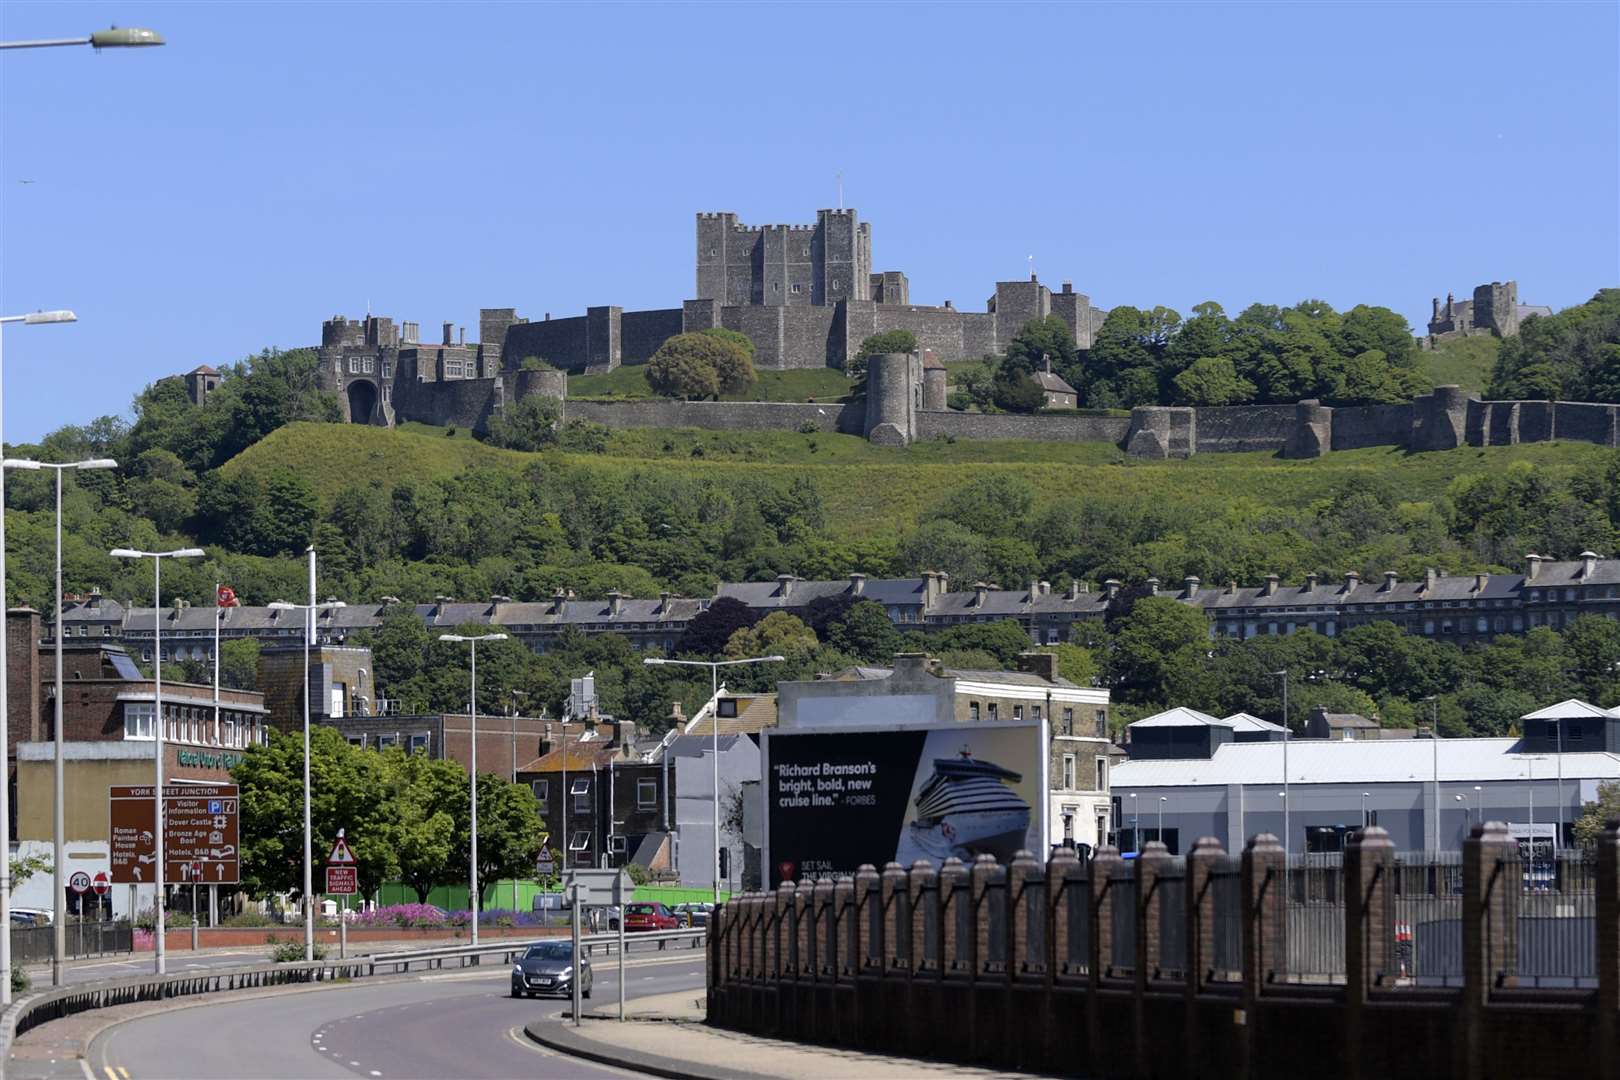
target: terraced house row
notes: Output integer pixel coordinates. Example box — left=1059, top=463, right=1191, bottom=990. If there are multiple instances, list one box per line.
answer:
left=53, top=552, right=1620, bottom=662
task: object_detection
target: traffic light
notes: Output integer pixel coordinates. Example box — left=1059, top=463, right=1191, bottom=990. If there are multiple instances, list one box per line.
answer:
left=718, top=847, right=730, bottom=881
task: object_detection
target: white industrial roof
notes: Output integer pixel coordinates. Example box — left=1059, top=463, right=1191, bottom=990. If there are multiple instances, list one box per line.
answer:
left=1112, top=738, right=1620, bottom=788
left=1223, top=712, right=1288, bottom=734
left=1520, top=698, right=1613, bottom=720
left=1128, top=707, right=1230, bottom=729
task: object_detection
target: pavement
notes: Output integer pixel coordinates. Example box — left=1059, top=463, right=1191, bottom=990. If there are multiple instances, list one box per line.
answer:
left=526, top=991, right=1039, bottom=1079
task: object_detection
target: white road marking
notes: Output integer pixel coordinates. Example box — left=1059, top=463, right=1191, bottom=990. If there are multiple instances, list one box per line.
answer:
left=369, top=1072, right=382, bottom=1077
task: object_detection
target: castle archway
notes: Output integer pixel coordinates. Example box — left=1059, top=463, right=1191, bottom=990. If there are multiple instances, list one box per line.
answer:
left=346, top=380, right=378, bottom=424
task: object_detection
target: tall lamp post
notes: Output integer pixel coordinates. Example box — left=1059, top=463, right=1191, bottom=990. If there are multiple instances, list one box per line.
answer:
left=1272, top=670, right=1290, bottom=860
left=0, top=308, right=76, bottom=1005
left=110, top=546, right=204, bottom=976
left=1422, top=696, right=1440, bottom=854
left=439, top=633, right=508, bottom=948
left=267, top=555, right=346, bottom=962
left=1361, top=791, right=1370, bottom=829
left=1, top=26, right=164, bottom=49
left=642, top=655, right=784, bottom=905
left=1157, top=796, right=1166, bottom=848
left=1129, top=793, right=1139, bottom=854
left=5, top=456, right=116, bottom=986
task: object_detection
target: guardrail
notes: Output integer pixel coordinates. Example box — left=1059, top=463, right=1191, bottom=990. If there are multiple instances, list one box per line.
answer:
left=365, top=926, right=707, bottom=973
left=0, top=927, right=706, bottom=1064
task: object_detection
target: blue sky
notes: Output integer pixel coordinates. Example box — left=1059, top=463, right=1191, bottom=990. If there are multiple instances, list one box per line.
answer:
left=2, top=1, right=1616, bottom=441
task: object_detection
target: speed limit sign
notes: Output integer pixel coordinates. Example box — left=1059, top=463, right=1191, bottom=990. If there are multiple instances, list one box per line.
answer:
left=68, top=871, right=91, bottom=894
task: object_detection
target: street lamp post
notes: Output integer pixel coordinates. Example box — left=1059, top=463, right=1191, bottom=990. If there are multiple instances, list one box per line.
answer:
left=1157, top=796, right=1166, bottom=847
left=1, top=27, right=165, bottom=49
left=0, top=308, right=76, bottom=1005
left=110, top=547, right=204, bottom=976
left=268, top=562, right=346, bottom=963
left=1272, top=670, right=1290, bottom=860
left=642, top=655, right=784, bottom=905
left=5, top=456, right=116, bottom=986
left=1473, top=785, right=1483, bottom=828
left=1129, top=793, right=1138, bottom=854
left=1422, top=696, right=1440, bottom=854
left=1361, top=791, right=1370, bottom=829
left=439, top=633, right=508, bottom=947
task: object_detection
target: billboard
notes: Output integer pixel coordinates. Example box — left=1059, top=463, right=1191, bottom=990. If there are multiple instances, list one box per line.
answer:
left=762, top=721, right=1046, bottom=888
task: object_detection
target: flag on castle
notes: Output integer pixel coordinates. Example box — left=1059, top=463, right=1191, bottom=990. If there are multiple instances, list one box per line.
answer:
left=217, top=585, right=239, bottom=608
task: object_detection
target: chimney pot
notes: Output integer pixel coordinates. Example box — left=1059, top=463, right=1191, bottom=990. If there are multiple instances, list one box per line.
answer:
left=776, top=573, right=795, bottom=599
left=1525, top=553, right=1542, bottom=581
left=442, top=321, right=453, bottom=346
left=1474, top=572, right=1489, bottom=593
left=848, top=572, right=867, bottom=596
left=1067, top=579, right=1082, bottom=601
left=1382, top=571, right=1398, bottom=591
left=973, top=581, right=990, bottom=606
left=1305, top=572, right=1319, bottom=591
left=1104, top=579, right=1122, bottom=600
left=1580, top=550, right=1600, bottom=578
left=1262, top=574, right=1279, bottom=597
left=1183, top=576, right=1201, bottom=598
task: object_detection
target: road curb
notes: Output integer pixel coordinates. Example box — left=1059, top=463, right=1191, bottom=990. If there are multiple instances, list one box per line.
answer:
left=524, top=1017, right=778, bottom=1080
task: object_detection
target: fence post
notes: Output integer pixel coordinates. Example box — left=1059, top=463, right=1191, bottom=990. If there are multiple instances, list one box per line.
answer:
left=1597, top=820, right=1619, bottom=1080
left=939, top=857, right=969, bottom=976
left=1240, top=833, right=1284, bottom=1080
left=1185, top=836, right=1225, bottom=1067
left=1089, top=845, right=1121, bottom=1080
left=794, top=881, right=813, bottom=980
left=1344, top=824, right=1394, bottom=1080
left=1008, top=849, right=1040, bottom=982
left=813, top=878, right=835, bottom=981
left=880, top=861, right=906, bottom=973
left=855, top=864, right=881, bottom=977
left=1044, top=847, right=1077, bottom=1070
left=772, top=880, right=795, bottom=982
left=835, top=875, right=856, bottom=980
left=1134, top=841, right=1170, bottom=1078
left=908, top=859, right=936, bottom=977
left=1462, top=822, right=1516, bottom=1080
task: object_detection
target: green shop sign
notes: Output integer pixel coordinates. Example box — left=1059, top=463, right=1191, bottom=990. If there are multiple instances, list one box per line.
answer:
left=177, top=749, right=244, bottom=770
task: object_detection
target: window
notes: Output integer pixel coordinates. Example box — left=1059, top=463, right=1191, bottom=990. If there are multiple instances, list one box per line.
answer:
left=1062, top=814, right=1074, bottom=841
left=362, top=356, right=374, bottom=374
left=376, top=733, right=399, bottom=748
left=1062, top=708, right=1074, bottom=735
left=968, top=702, right=980, bottom=721
left=987, top=703, right=998, bottom=721
left=347, top=736, right=365, bottom=748
left=124, top=703, right=155, bottom=740
left=801, top=244, right=810, bottom=256
left=832, top=280, right=842, bottom=292
left=571, top=778, right=591, bottom=813
left=772, top=282, right=780, bottom=293
left=709, top=247, right=717, bottom=257
left=102, top=625, right=112, bottom=637
left=224, top=713, right=238, bottom=747
left=532, top=780, right=549, bottom=806
left=569, top=831, right=592, bottom=852
left=637, top=778, right=658, bottom=809
left=381, top=361, right=392, bottom=378
left=409, top=733, right=429, bottom=753
left=1096, top=758, right=1108, bottom=791
left=1096, top=710, right=1108, bottom=736
left=717, top=699, right=738, bottom=718
left=1569, top=724, right=1584, bottom=742
left=790, top=283, right=802, bottom=295
left=1012, top=705, right=1023, bottom=721
left=1062, top=754, right=1076, bottom=790
left=348, top=357, right=360, bottom=374
left=1031, top=705, right=1042, bottom=722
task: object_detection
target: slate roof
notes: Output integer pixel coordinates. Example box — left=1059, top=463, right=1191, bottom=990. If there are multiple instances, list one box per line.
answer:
left=1128, top=707, right=1231, bottom=729
left=1033, top=370, right=1077, bottom=394
left=1319, top=712, right=1378, bottom=730
left=1520, top=698, right=1613, bottom=720
left=683, top=694, right=779, bottom=737
left=1222, top=712, right=1289, bottom=734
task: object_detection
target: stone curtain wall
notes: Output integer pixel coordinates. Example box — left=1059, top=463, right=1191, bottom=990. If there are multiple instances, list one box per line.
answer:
left=1192, top=404, right=1296, bottom=453
left=916, top=410, right=1131, bottom=444
left=1329, top=403, right=1414, bottom=451
left=567, top=399, right=862, bottom=435
left=619, top=309, right=684, bottom=364
left=502, top=316, right=590, bottom=372
left=706, top=826, right=1620, bottom=1080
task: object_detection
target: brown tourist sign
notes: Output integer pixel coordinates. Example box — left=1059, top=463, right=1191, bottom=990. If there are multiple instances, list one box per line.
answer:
left=110, top=783, right=240, bottom=885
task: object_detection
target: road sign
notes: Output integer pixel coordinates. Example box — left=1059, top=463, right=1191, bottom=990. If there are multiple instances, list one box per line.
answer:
left=562, top=868, right=632, bottom=906
left=536, top=854, right=555, bottom=877
left=327, top=835, right=356, bottom=865
left=110, top=784, right=240, bottom=885
left=68, top=871, right=91, bottom=894
left=325, top=866, right=358, bottom=895
left=92, top=871, right=110, bottom=896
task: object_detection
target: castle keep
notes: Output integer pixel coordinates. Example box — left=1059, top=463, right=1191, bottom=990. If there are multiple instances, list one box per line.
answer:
left=1423, top=279, right=1551, bottom=347
left=315, top=207, right=1108, bottom=427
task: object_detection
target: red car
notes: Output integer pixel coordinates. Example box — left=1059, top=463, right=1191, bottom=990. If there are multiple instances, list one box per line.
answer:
left=623, top=902, right=678, bottom=932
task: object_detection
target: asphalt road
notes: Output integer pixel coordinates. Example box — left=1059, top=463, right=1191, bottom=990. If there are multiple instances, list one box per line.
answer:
left=88, top=954, right=706, bottom=1079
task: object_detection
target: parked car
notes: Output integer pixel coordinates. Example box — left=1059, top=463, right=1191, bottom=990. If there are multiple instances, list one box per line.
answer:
left=673, top=902, right=712, bottom=928
left=623, top=902, right=678, bottom=932
left=11, top=908, right=52, bottom=927
left=510, top=940, right=591, bottom=999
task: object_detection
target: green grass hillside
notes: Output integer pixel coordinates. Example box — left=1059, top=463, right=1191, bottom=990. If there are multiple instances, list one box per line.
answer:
left=568, top=362, right=855, bottom=402
left=221, top=421, right=1610, bottom=542
left=1420, top=335, right=1499, bottom=395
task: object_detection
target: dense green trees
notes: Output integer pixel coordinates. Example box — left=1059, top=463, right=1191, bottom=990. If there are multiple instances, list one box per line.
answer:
left=483, top=395, right=560, bottom=452
left=1488, top=290, right=1620, bottom=403
left=233, top=727, right=543, bottom=903
left=849, top=330, right=918, bottom=380
left=647, top=332, right=756, bottom=400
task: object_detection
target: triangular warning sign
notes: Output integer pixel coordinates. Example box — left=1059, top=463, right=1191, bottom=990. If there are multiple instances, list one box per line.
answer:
left=327, top=836, right=356, bottom=865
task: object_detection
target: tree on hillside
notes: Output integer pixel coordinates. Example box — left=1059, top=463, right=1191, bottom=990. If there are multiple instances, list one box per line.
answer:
left=1488, top=289, right=1620, bottom=403
left=698, top=327, right=755, bottom=361
left=483, top=395, right=560, bottom=452
left=647, top=334, right=726, bottom=400
left=1003, top=316, right=1077, bottom=381
left=220, top=638, right=260, bottom=691
left=826, top=600, right=902, bottom=662
left=849, top=330, right=918, bottom=380
left=1172, top=356, right=1255, bottom=406
left=681, top=596, right=760, bottom=657
left=725, top=611, right=818, bottom=661
left=1106, top=596, right=1210, bottom=703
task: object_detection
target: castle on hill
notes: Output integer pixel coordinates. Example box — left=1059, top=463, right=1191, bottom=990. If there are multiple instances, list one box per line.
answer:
left=310, top=207, right=1107, bottom=429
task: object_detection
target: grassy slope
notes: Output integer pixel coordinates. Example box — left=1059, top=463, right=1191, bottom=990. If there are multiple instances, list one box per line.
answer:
left=1420, top=336, right=1500, bottom=395
left=222, top=422, right=1610, bottom=543
left=568, top=363, right=855, bottom=402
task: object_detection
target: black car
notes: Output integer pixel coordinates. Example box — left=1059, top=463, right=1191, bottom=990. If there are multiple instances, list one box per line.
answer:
left=510, top=940, right=592, bottom=999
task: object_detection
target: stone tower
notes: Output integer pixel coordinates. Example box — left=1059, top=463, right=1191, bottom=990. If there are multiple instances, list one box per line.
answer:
left=1472, top=281, right=1520, bottom=339
left=694, top=210, right=872, bottom=308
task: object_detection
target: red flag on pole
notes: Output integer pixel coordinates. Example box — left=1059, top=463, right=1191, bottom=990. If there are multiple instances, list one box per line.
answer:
left=216, top=586, right=239, bottom=608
